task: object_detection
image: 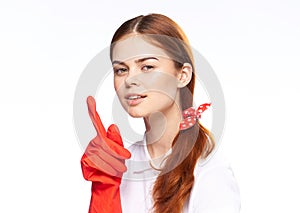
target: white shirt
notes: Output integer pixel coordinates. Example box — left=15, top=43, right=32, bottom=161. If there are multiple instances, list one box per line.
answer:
left=120, top=137, right=241, bottom=213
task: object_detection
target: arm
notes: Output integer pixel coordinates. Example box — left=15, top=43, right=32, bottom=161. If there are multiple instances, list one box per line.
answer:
left=81, top=96, right=131, bottom=213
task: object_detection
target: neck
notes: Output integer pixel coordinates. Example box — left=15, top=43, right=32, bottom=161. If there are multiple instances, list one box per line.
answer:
left=144, top=102, right=182, bottom=159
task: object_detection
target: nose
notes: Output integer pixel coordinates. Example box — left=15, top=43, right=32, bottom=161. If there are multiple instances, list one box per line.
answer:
left=125, top=71, right=140, bottom=87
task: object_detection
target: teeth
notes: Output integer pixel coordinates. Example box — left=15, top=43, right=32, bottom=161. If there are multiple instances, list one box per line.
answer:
left=128, top=95, right=141, bottom=100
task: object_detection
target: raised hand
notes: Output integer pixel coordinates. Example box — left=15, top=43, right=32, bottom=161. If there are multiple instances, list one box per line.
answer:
left=81, top=96, right=131, bottom=213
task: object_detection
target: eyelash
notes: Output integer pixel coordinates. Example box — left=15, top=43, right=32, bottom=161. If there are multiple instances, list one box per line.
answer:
left=113, top=65, right=155, bottom=76
left=114, top=68, right=128, bottom=75
left=141, top=65, right=154, bottom=71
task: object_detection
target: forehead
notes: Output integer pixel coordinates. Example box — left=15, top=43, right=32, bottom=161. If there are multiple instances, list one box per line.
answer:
left=111, top=35, right=170, bottom=62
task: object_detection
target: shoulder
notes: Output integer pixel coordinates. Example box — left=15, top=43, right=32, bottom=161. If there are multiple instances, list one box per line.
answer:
left=188, top=149, right=241, bottom=213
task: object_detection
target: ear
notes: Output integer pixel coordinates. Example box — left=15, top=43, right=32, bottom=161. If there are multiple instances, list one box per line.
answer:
left=177, top=63, right=193, bottom=88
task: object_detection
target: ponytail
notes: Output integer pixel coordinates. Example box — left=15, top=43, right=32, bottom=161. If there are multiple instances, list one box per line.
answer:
left=152, top=122, right=214, bottom=213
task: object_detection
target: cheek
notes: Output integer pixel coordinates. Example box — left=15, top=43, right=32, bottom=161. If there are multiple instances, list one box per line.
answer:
left=113, top=78, right=126, bottom=103
left=141, top=72, right=178, bottom=99
left=113, top=78, right=123, bottom=93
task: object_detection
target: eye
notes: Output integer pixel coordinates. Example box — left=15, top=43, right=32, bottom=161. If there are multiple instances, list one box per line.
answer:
left=114, top=67, right=128, bottom=76
left=141, top=65, right=154, bottom=72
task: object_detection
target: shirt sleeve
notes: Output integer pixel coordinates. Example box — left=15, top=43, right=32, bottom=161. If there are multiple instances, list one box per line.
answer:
left=190, top=162, right=241, bottom=213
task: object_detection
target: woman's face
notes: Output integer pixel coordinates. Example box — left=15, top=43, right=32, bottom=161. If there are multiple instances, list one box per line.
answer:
left=112, top=35, right=182, bottom=118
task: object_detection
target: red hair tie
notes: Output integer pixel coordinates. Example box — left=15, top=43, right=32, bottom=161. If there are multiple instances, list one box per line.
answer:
left=179, top=103, right=211, bottom=130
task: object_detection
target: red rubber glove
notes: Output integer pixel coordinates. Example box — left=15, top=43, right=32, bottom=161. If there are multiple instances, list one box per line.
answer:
left=81, top=96, right=131, bottom=213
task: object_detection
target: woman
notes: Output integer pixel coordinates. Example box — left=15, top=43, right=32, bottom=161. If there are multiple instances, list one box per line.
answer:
left=81, top=13, right=240, bottom=213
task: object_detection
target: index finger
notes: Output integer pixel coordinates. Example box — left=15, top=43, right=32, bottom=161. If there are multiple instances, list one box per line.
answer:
left=87, top=96, right=106, bottom=136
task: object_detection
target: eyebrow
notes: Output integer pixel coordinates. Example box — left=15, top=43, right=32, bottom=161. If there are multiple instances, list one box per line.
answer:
left=112, top=57, right=159, bottom=65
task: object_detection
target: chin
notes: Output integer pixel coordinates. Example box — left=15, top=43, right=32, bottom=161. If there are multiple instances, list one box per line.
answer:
left=127, top=109, right=148, bottom=118
left=129, top=114, right=143, bottom=118
left=127, top=110, right=143, bottom=118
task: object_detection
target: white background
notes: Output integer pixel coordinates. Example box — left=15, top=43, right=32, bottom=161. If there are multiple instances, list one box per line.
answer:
left=0, top=0, right=299, bottom=212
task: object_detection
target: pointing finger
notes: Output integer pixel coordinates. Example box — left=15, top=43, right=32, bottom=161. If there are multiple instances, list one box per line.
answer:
left=87, top=96, right=106, bottom=137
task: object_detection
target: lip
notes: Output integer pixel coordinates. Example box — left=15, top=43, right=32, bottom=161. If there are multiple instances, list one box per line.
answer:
left=125, top=93, right=147, bottom=106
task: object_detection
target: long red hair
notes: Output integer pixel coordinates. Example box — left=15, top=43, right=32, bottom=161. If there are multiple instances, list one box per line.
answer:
left=110, top=14, right=215, bottom=213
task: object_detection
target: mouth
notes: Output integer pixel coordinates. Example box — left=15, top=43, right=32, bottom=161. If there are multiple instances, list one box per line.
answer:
left=125, top=94, right=147, bottom=106
left=126, top=94, right=147, bottom=100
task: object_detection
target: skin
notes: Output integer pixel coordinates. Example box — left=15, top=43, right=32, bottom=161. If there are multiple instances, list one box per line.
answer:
left=112, top=35, right=192, bottom=159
